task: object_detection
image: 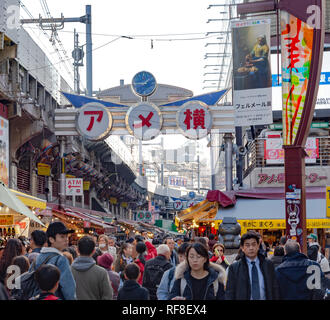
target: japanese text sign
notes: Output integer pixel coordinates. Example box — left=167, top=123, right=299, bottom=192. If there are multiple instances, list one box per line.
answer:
left=176, top=101, right=212, bottom=139
left=76, top=102, right=112, bottom=141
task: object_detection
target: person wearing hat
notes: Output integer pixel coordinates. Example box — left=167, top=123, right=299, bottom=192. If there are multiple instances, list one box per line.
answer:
left=97, top=253, right=120, bottom=300
left=33, top=221, right=76, bottom=300
left=307, top=233, right=330, bottom=274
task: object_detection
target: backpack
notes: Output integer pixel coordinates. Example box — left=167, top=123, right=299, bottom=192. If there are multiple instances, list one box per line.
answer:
left=180, top=277, right=218, bottom=298
left=146, top=263, right=167, bottom=289
left=11, top=253, right=59, bottom=300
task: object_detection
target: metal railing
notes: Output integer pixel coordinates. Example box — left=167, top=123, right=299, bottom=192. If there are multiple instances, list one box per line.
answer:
left=243, top=136, right=330, bottom=179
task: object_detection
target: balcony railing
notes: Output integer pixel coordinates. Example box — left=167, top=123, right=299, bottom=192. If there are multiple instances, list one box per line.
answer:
left=243, top=136, right=330, bottom=179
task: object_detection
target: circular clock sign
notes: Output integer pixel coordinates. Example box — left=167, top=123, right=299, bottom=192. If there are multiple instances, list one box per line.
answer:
left=176, top=101, right=212, bottom=140
left=125, top=102, right=163, bottom=141
left=131, top=71, right=157, bottom=97
left=76, top=102, right=112, bottom=141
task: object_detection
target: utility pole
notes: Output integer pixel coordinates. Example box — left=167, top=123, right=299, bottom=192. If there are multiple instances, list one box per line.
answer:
left=224, top=133, right=233, bottom=191
left=21, top=4, right=93, bottom=96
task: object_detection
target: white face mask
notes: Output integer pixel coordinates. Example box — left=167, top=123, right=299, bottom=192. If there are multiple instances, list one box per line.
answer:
left=99, top=243, right=107, bottom=249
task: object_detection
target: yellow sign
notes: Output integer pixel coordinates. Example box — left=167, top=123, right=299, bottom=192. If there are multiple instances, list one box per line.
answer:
left=110, top=197, right=117, bottom=204
left=121, top=202, right=128, bottom=208
left=83, top=181, right=90, bottom=191
left=0, top=215, right=14, bottom=226
left=66, top=174, right=75, bottom=178
left=213, top=218, right=330, bottom=235
left=37, top=163, right=51, bottom=176
left=327, top=186, right=330, bottom=217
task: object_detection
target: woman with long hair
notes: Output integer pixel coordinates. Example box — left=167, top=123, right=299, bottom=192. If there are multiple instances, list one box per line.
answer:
left=210, top=243, right=230, bottom=270
left=0, top=239, right=23, bottom=285
left=169, top=242, right=226, bottom=300
left=134, top=242, right=147, bottom=285
left=114, top=243, right=133, bottom=275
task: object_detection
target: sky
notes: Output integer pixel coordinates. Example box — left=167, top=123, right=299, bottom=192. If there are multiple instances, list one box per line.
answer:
left=19, top=0, right=225, bottom=163
left=20, top=0, right=224, bottom=96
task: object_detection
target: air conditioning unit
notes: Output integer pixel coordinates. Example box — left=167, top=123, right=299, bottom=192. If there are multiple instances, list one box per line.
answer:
left=8, top=103, right=22, bottom=119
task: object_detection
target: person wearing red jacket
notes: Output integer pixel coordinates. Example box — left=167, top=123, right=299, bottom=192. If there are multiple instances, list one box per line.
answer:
left=145, top=241, right=157, bottom=260
left=210, top=243, right=230, bottom=270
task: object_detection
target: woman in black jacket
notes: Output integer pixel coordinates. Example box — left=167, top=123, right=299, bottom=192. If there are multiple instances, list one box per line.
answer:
left=169, top=243, right=226, bottom=300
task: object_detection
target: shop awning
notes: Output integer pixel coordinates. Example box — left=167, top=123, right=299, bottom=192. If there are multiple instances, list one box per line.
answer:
left=10, top=189, right=47, bottom=210
left=207, top=187, right=326, bottom=208
left=214, top=198, right=327, bottom=221
left=178, top=200, right=217, bottom=222
left=0, top=182, right=44, bottom=226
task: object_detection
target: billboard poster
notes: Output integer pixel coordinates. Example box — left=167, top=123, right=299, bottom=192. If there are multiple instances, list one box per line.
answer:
left=0, top=116, right=9, bottom=186
left=232, top=19, right=273, bottom=126
left=265, top=136, right=319, bottom=164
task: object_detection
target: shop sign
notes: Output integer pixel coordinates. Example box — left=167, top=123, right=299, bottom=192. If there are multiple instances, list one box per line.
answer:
left=66, top=174, right=75, bottom=178
left=0, top=116, right=9, bottom=186
left=37, top=163, right=51, bottom=176
left=65, top=178, right=83, bottom=196
left=76, top=102, right=113, bottom=141
left=232, top=19, right=273, bottom=126
left=110, top=197, right=117, bottom=204
left=258, top=173, right=327, bottom=185
left=0, top=215, right=13, bottom=225
left=136, top=211, right=145, bottom=221
left=144, top=211, right=152, bottom=221
left=265, top=137, right=318, bottom=164
left=84, top=220, right=91, bottom=228
left=83, top=181, right=90, bottom=191
left=102, top=217, right=112, bottom=223
left=121, top=202, right=128, bottom=208
left=326, top=186, right=330, bottom=218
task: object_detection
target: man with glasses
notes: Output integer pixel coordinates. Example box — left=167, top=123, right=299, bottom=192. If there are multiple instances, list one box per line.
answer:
left=225, top=231, right=279, bottom=300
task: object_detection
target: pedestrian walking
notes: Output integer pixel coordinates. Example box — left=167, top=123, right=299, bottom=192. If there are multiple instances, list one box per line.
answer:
left=33, top=221, right=76, bottom=300
left=71, top=236, right=113, bottom=300
left=31, top=264, right=61, bottom=300
left=0, top=239, right=23, bottom=286
left=208, top=234, right=217, bottom=252
left=225, top=231, right=279, bottom=300
left=164, top=237, right=179, bottom=266
left=114, top=242, right=133, bottom=278
left=117, top=263, right=149, bottom=300
left=157, top=242, right=190, bottom=300
left=210, top=243, right=230, bottom=270
left=98, top=234, right=117, bottom=265
left=27, top=230, right=47, bottom=263
left=97, top=253, right=120, bottom=300
left=169, top=242, right=226, bottom=300
left=275, top=239, right=326, bottom=300
left=307, top=233, right=330, bottom=274
left=134, top=242, right=147, bottom=285
left=142, top=244, right=172, bottom=300
left=270, top=246, right=285, bottom=269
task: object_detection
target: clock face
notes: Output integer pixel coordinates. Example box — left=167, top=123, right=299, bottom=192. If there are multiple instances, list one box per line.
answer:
left=132, top=71, right=157, bottom=97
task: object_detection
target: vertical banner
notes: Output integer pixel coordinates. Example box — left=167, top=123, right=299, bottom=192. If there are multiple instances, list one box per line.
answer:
left=281, top=13, right=314, bottom=146
left=279, top=0, right=325, bottom=253
left=0, top=116, right=9, bottom=186
left=232, top=19, right=273, bottom=126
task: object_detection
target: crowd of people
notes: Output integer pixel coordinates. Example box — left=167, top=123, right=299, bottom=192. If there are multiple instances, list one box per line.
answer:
left=0, top=221, right=329, bottom=300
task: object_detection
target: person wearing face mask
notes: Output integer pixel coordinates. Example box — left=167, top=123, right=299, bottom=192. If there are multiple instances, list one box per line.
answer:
left=98, top=235, right=117, bottom=265
left=114, top=243, right=133, bottom=288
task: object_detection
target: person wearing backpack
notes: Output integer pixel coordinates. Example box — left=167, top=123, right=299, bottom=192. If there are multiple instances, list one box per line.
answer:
left=142, top=244, right=172, bottom=300
left=33, top=222, right=76, bottom=300
left=168, top=242, right=226, bottom=300
left=157, top=242, right=189, bottom=300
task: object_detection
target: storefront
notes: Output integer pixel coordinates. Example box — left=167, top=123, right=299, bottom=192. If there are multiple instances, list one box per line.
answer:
left=214, top=197, right=330, bottom=247
left=0, top=182, right=44, bottom=243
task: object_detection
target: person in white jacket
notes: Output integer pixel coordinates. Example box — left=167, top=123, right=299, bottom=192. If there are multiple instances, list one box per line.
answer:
left=307, top=233, right=330, bottom=274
